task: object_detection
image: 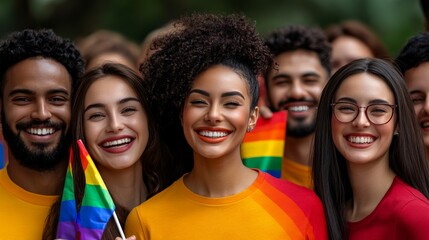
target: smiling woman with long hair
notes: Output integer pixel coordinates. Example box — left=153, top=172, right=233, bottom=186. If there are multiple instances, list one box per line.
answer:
left=313, top=58, right=429, bottom=240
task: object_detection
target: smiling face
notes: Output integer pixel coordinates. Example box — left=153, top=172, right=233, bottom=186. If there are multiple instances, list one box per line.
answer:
left=331, top=73, right=396, bottom=166
left=404, top=61, right=429, bottom=149
left=267, top=50, right=328, bottom=137
left=2, top=58, right=72, bottom=171
left=83, top=76, right=149, bottom=170
left=182, top=65, right=258, bottom=161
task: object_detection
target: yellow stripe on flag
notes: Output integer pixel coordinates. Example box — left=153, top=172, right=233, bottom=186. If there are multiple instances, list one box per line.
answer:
left=241, top=140, right=284, bottom=158
left=84, top=155, right=109, bottom=190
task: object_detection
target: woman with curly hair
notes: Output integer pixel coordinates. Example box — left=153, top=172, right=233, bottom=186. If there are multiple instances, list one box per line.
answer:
left=313, top=58, right=429, bottom=240
left=124, top=13, right=328, bottom=239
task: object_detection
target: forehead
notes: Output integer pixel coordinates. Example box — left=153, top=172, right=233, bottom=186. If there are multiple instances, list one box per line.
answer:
left=271, top=49, right=328, bottom=78
left=331, top=36, right=374, bottom=59
left=3, top=57, right=71, bottom=95
left=192, top=65, right=249, bottom=93
left=84, top=76, right=138, bottom=106
left=335, top=73, right=394, bottom=103
left=404, top=62, right=429, bottom=91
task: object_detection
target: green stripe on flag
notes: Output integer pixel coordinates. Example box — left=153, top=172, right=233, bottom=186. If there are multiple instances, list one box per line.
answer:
left=243, top=156, right=282, bottom=171
left=81, top=184, right=115, bottom=209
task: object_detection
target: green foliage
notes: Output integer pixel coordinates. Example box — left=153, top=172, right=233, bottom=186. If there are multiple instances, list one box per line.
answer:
left=0, top=0, right=424, bottom=56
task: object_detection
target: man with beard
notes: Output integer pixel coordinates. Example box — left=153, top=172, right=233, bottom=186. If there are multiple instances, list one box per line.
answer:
left=0, top=29, right=84, bottom=238
left=262, top=25, right=331, bottom=188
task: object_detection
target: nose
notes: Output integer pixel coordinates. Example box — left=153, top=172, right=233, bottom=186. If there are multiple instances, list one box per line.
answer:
left=107, top=113, right=125, bottom=133
left=30, top=99, right=52, bottom=121
left=288, top=81, right=305, bottom=99
left=423, top=97, right=429, bottom=115
left=352, top=108, right=370, bottom=128
left=205, top=104, right=223, bottom=123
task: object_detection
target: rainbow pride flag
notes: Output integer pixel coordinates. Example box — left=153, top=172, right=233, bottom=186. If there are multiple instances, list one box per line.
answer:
left=241, top=111, right=287, bottom=178
left=56, top=140, right=115, bottom=239
left=57, top=148, right=77, bottom=239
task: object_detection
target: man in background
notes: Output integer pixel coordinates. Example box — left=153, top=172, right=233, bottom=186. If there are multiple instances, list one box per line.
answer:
left=263, top=25, right=331, bottom=188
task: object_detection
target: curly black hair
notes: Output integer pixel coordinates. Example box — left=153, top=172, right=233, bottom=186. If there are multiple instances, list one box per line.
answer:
left=264, top=25, right=331, bottom=77
left=142, top=13, right=272, bottom=176
left=0, top=28, right=84, bottom=95
left=395, top=32, right=429, bottom=74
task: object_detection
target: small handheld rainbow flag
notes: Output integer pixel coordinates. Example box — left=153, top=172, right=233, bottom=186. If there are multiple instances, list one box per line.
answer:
left=56, top=140, right=119, bottom=240
left=57, top=148, right=77, bottom=239
left=241, top=111, right=287, bottom=178
left=77, top=139, right=115, bottom=239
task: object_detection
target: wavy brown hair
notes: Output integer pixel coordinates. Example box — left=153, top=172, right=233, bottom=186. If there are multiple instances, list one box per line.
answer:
left=43, top=63, right=172, bottom=239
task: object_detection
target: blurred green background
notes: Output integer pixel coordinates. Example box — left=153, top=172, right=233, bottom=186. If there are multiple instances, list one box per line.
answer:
left=0, top=0, right=424, bottom=57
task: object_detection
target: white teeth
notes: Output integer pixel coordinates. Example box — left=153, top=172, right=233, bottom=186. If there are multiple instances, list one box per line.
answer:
left=348, top=136, right=374, bottom=144
left=28, top=128, right=54, bottom=136
left=422, top=121, right=429, bottom=128
left=103, top=138, right=131, bottom=147
left=288, top=106, right=309, bottom=112
left=199, top=130, right=228, bottom=138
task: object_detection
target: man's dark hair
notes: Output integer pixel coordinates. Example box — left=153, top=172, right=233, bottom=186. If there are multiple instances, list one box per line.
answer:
left=0, top=28, right=85, bottom=95
left=396, top=32, right=429, bottom=74
left=264, top=25, right=331, bottom=77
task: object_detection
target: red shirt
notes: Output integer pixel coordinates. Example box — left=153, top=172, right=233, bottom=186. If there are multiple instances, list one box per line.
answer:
left=349, top=177, right=429, bottom=240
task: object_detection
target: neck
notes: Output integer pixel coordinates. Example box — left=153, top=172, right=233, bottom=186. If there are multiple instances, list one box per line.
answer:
left=7, top=155, right=67, bottom=195
left=184, top=149, right=258, bottom=198
left=100, top=161, right=146, bottom=211
left=347, top=160, right=395, bottom=222
left=284, top=133, right=314, bottom=166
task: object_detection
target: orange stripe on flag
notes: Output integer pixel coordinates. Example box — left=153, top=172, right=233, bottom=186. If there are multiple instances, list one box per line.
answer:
left=243, top=128, right=285, bottom=142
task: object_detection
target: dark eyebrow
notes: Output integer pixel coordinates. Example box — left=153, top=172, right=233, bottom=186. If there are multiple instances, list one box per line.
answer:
left=189, top=89, right=245, bottom=99
left=119, top=97, right=140, bottom=104
left=84, top=97, right=140, bottom=113
left=8, top=88, right=70, bottom=97
left=409, top=90, right=424, bottom=95
left=336, top=97, right=392, bottom=105
left=271, top=73, right=291, bottom=80
left=189, top=89, right=209, bottom=97
left=301, top=72, right=321, bottom=78
left=221, top=91, right=245, bottom=99
left=271, top=71, right=321, bottom=80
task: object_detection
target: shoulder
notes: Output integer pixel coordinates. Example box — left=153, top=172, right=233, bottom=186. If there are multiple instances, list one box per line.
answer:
left=262, top=172, right=320, bottom=201
left=395, top=198, right=429, bottom=239
left=133, top=177, right=182, bottom=211
left=389, top=178, right=429, bottom=205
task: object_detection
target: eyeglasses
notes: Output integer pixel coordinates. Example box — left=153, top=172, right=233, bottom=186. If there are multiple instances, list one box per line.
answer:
left=331, top=102, right=397, bottom=125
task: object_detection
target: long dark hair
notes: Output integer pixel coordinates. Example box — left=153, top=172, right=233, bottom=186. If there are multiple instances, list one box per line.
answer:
left=312, top=58, right=429, bottom=240
left=43, top=63, right=171, bottom=239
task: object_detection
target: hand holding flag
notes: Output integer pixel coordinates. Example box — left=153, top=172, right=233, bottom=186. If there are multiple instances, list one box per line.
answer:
left=57, top=139, right=125, bottom=239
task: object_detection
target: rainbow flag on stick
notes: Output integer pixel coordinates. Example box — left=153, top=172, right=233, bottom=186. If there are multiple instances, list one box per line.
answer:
left=56, top=140, right=120, bottom=240
left=241, top=111, right=287, bottom=178
left=57, top=148, right=77, bottom=239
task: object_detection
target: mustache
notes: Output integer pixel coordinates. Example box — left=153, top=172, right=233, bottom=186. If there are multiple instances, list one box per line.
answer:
left=16, top=119, right=64, bottom=131
left=278, top=98, right=317, bottom=109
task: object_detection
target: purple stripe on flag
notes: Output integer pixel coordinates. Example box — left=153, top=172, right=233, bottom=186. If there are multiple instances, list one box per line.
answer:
left=77, top=226, right=105, bottom=240
left=56, top=221, right=77, bottom=240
